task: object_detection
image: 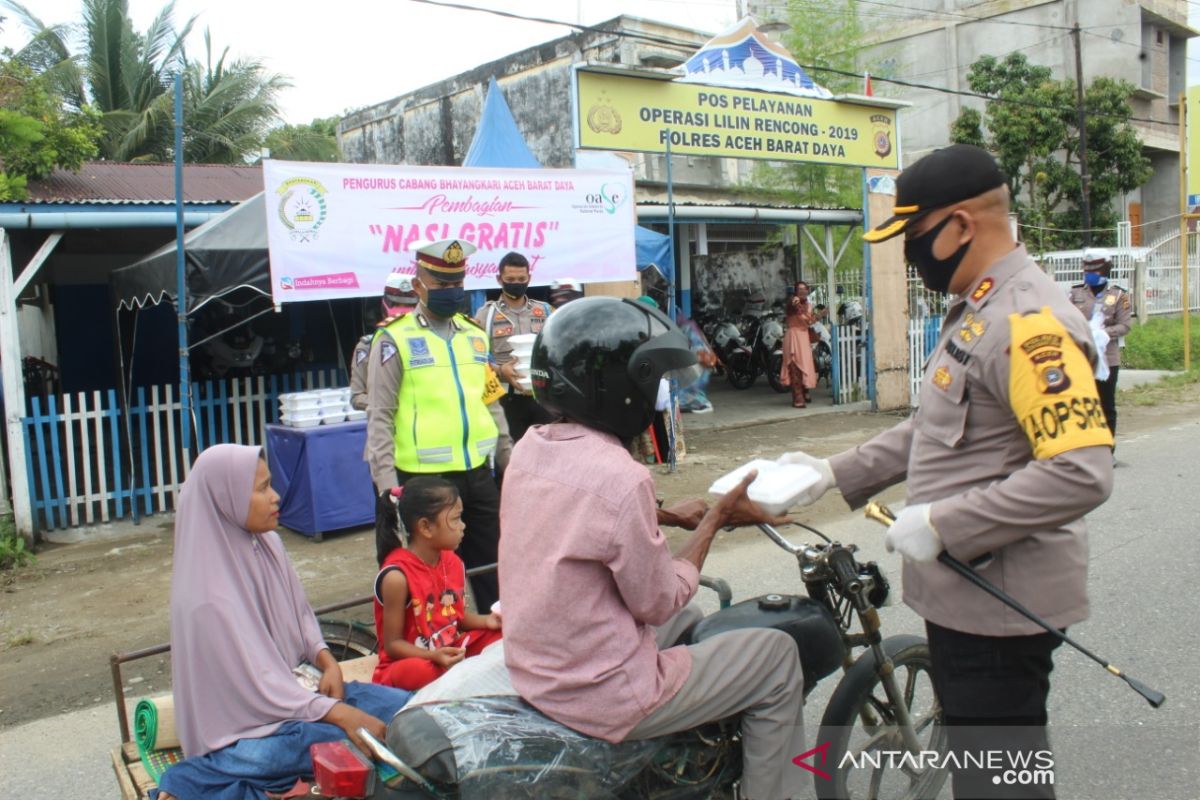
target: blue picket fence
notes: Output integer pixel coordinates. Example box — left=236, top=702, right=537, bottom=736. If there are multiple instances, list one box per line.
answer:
left=21, top=369, right=347, bottom=531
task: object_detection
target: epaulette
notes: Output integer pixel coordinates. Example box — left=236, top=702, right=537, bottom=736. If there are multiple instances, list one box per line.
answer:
left=1070, top=283, right=1086, bottom=290
left=460, top=314, right=487, bottom=332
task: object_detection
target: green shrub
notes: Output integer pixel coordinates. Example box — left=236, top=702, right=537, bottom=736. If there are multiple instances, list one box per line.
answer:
left=0, top=513, right=33, bottom=571
left=1122, top=315, right=1200, bottom=370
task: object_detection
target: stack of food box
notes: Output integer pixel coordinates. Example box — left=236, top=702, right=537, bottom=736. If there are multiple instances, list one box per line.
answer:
left=279, top=389, right=365, bottom=427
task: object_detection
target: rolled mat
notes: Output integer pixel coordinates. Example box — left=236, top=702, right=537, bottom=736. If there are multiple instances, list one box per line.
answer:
left=134, top=695, right=184, bottom=781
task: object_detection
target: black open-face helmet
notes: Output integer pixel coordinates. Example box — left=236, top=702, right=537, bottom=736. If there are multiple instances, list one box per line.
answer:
left=530, top=296, right=701, bottom=440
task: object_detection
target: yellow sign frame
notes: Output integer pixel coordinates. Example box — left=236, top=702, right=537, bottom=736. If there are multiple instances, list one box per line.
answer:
left=575, top=68, right=900, bottom=170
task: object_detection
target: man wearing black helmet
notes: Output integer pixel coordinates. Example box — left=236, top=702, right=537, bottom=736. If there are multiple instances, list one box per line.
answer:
left=498, top=297, right=807, bottom=800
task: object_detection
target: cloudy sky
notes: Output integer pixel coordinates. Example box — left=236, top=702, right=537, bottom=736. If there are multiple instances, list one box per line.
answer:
left=5, top=1, right=1198, bottom=124
left=0, top=0, right=737, bottom=123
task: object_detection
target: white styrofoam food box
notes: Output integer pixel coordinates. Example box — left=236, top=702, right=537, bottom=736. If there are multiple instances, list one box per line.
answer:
left=707, top=459, right=821, bottom=516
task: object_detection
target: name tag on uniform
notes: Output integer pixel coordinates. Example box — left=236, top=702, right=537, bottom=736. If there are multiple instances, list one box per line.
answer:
left=407, top=337, right=436, bottom=368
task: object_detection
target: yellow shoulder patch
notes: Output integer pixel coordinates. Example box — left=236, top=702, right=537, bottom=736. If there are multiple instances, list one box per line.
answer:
left=1008, top=307, right=1113, bottom=460
left=482, top=363, right=507, bottom=405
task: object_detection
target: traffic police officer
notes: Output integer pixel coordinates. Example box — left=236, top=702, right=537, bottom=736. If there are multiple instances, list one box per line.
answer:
left=350, top=273, right=418, bottom=412
left=366, top=240, right=507, bottom=611
left=1069, top=247, right=1131, bottom=442
left=778, top=145, right=1114, bottom=799
left=474, top=251, right=555, bottom=442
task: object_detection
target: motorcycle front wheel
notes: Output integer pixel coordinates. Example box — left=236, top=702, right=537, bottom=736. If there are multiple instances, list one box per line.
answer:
left=814, top=635, right=948, bottom=800
left=766, top=351, right=787, bottom=393
left=813, top=341, right=833, bottom=385
left=726, top=352, right=758, bottom=389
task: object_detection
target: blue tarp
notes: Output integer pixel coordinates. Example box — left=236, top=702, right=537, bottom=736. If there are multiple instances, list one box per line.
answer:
left=635, top=226, right=673, bottom=285
left=463, top=77, right=541, bottom=169
left=465, top=77, right=671, bottom=282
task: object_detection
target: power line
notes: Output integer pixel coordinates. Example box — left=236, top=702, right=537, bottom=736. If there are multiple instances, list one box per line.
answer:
left=406, top=0, right=1179, bottom=128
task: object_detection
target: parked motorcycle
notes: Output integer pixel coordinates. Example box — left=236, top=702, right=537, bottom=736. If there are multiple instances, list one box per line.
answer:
left=703, top=315, right=754, bottom=384
left=810, top=320, right=833, bottom=386
left=345, top=522, right=948, bottom=800
left=726, top=312, right=787, bottom=393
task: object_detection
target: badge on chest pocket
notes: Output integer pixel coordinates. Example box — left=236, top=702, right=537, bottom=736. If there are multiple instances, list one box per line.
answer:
left=918, top=358, right=969, bottom=448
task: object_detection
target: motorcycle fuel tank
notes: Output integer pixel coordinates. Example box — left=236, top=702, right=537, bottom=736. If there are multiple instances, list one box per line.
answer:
left=685, top=594, right=844, bottom=694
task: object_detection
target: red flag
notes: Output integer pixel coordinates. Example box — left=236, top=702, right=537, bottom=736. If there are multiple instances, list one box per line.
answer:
left=864, top=72, right=873, bottom=96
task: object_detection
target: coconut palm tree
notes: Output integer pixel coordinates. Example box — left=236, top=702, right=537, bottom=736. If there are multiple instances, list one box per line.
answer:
left=3, top=0, right=287, bottom=163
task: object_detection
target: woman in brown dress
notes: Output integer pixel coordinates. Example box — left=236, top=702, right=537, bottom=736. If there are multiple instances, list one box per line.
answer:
left=780, top=280, right=819, bottom=408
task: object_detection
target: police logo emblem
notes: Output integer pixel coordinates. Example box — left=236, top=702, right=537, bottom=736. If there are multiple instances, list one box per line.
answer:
left=406, top=337, right=435, bottom=368
left=1105, top=295, right=1116, bottom=306
left=355, top=349, right=368, bottom=365
left=470, top=337, right=486, bottom=354
left=1039, top=365, right=1070, bottom=393
left=380, top=341, right=398, bottom=364
left=532, top=305, right=546, bottom=318
left=932, top=366, right=952, bottom=390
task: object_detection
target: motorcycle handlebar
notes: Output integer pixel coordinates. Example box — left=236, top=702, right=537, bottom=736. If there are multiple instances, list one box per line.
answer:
left=827, top=547, right=863, bottom=595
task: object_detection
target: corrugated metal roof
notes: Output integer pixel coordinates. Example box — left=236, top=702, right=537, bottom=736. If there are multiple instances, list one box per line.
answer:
left=636, top=187, right=855, bottom=212
left=26, top=162, right=264, bottom=205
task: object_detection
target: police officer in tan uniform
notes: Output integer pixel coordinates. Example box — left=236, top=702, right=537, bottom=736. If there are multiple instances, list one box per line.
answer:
left=1068, top=247, right=1131, bottom=443
left=350, top=274, right=418, bottom=411
left=474, top=252, right=555, bottom=442
left=778, top=146, right=1114, bottom=799
left=366, top=240, right=510, bottom=610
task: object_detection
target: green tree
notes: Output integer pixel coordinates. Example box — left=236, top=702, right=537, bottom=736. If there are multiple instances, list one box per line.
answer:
left=180, top=30, right=289, bottom=163
left=263, top=116, right=339, bottom=163
left=3, top=0, right=288, bottom=163
left=0, top=54, right=102, bottom=200
left=950, top=52, right=1151, bottom=251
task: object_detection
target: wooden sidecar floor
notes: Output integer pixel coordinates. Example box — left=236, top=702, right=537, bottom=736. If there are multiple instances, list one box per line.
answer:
left=112, top=742, right=154, bottom=800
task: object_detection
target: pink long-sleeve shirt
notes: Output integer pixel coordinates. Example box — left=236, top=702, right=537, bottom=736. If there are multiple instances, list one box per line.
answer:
left=498, top=422, right=698, bottom=742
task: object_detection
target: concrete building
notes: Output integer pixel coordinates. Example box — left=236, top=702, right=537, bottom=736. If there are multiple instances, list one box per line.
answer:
left=742, top=0, right=1196, bottom=243
left=336, top=15, right=865, bottom=312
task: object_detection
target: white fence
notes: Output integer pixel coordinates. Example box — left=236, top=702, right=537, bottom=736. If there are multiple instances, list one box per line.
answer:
left=22, top=369, right=345, bottom=531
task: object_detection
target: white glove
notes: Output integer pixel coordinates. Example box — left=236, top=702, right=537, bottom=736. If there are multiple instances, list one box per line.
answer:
left=775, top=451, right=836, bottom=505
left=884, top=503, right=943, bottom=563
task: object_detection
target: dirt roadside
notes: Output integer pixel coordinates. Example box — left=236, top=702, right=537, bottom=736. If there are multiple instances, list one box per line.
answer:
left=1, top=397, right=1193, bottom=730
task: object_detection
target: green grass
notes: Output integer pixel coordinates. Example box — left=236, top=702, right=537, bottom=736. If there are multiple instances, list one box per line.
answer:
left=1122, top=315, right=1200, bottom=370
left=1118, top=367, right=1200, bottom=407
left=0, top=513, right=34, bottom=572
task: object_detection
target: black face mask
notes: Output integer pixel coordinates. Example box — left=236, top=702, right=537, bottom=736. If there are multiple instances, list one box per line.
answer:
left=904, top=214, right=971, bottom=294
left=501, top=282, right=528, bottom=299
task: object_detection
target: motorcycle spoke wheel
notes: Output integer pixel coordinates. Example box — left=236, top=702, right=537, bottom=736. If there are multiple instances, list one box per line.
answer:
left=815, top=638, right=949, bottom=800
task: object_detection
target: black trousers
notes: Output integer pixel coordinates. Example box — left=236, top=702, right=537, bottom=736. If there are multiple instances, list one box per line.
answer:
left=394, top=465, right=501, bottom=612
left=1096, top=365, right=1119, bottom=441
left=926, top=621, right=1063, bottom=800
left=499, top=392, right=555, bottom=443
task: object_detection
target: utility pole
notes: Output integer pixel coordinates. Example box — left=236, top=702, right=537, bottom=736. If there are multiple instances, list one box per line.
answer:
left=1071, top=23, right=1093, bottom=246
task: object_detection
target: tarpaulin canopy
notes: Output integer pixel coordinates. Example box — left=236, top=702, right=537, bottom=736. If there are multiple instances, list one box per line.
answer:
left=111, top=193, right=269, bottom=311
left=463, top=77, right=540, bottom=169
left=635, top=226, right=673, bottom=284
left=466, top=77, right=668, bottom=280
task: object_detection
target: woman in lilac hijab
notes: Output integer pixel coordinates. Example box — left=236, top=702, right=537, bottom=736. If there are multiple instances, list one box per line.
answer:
left=156, top=445, right=409, bottom=800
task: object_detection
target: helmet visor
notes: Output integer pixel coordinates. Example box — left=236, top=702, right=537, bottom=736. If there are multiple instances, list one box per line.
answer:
left=665, top=361, right=704, bottom=389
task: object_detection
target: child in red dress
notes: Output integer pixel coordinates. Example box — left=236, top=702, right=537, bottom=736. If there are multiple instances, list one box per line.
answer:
left=372, top=477, right=502, bottom=690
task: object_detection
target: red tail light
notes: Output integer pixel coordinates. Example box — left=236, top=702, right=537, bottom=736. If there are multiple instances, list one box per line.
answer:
left=310, top=740, right=376, bottom=798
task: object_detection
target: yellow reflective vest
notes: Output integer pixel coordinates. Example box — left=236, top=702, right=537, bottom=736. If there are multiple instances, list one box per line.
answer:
left=384, top=312, right=499, bottom=473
